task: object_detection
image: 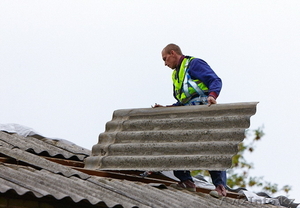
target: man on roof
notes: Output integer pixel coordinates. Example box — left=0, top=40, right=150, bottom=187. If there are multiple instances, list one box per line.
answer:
left=153, top=43, right=227, bottom=196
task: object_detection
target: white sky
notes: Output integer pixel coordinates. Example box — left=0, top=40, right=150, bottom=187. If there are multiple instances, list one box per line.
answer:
left=1, top=0, right=299, bottom=200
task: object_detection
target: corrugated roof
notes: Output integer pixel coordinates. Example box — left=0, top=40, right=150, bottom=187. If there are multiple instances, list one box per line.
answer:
left=0, top=146, right=89, bottom=179
left=0, top=163, right=275, bottom=208
left=0, top=130, right=278, bottom=208
left=85, top=102, right=258, bottom=171
left=0, top=131, right=90, bottom=160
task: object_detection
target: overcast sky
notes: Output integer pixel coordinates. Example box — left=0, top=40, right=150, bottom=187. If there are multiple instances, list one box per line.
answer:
left=1, top=0, right=299, bottom=200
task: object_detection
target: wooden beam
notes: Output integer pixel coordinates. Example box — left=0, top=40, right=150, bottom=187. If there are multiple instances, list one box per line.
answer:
left=42, top=156, right=84, bottom=168
left=0, top=156, right=12, bottom=163
left=72, top=167, right=176, bottom=185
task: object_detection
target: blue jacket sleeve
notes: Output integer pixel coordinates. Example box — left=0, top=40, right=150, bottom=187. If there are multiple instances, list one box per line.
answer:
left=188, top=58, right=222, bottom=98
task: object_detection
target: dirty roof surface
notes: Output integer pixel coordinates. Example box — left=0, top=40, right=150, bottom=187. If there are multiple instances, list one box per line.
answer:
left=0, top=130, right=279, bottom=208
left=0, top=130, right=90, bottom=160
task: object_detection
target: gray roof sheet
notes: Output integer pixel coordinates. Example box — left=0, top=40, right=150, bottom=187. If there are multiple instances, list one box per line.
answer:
left=0, top=163, right=276, bottom=208
left=0, top=146, right=89, bottom=179
left=0, top=130, right=278, bottom=208
left=85, top=102, right=258, bottom=171
left=0, top=131, right=90, bottom=160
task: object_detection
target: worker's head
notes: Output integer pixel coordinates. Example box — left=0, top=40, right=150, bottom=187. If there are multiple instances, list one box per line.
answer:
left=161, top=43, right=183, bottom=69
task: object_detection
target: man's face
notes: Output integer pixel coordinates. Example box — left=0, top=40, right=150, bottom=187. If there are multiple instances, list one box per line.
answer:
left=162, top=50, right=177, bottom=69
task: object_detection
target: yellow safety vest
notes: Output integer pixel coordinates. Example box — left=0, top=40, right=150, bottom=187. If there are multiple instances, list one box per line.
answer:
left=172, top=57, right=208, bottom=104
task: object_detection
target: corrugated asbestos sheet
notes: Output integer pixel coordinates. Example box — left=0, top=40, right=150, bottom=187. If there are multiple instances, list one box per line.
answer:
left=0, top=164, right=276, bottom=208
left=85, top=102, right=258, bottom=171
left=0, top=131, right=277, bottom=208
left=0, top=131, right=90, bottom=160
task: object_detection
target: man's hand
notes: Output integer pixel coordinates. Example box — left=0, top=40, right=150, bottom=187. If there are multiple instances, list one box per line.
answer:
left=207, top=96, right=217, bottom=106
left=152, top=103, right=164, bottom=108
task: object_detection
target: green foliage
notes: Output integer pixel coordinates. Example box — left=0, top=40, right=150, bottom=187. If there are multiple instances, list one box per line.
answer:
left=192, top=126, right=292, bottom=196
left=227, top=126, right=292, bottom=195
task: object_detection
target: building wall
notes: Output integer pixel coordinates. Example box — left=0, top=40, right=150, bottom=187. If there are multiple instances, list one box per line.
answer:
left=0, top=193, right=106, bottom=208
